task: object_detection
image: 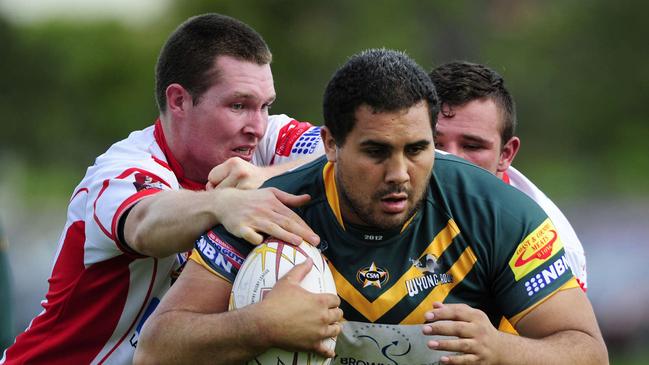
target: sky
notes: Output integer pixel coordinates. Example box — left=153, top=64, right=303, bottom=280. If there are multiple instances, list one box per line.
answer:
left=0, top=0, right=170, bottom=24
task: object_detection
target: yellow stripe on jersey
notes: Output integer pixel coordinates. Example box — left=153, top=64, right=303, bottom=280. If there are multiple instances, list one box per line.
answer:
left=400, top=213, right=418, bottom=233
left=330, top=220, right=473, bottom=323
left=508, top=277, right=580, bottom=326
left=498, top=317, right=519, bottom=335
left=401, top=246, right=477, bottom=324
left=323, top=162, right=344, bottom=229
left=189, top=248, right=233, bottom=283
left=422, top=218, right=460, bottom=257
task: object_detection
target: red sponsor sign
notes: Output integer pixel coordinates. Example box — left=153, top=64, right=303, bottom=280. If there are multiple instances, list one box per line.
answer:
left=509, top=219, right=564, bottom=281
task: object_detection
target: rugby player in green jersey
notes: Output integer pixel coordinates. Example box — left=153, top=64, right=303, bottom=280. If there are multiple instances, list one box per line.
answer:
left=136, top=49, right=608, bottom=365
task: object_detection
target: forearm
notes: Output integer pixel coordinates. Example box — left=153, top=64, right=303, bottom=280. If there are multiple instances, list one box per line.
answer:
left=497, top=329, right=608, bottom=365
left=263, top=155, right=320, bottom=179
left=126, top=189, right=223, bottom=258
left=135, top=306, right=269, bottom=365
left=424, top=292, right=608, bottom=365
left=505, top=288, right=609, bottom=364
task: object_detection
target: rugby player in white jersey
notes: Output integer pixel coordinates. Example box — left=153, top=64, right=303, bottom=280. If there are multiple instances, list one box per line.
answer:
left=2, top=13, right=328, bottom=365
left=430, top=61, right=587, bottom=292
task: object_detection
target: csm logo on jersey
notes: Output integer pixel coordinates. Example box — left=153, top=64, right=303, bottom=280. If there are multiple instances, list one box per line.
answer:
left=195, top=232, right=244, bottom=274
left=405, top=254, right=453, bottom=297
left=357, top=262, right=389, bottom=289
left=524, top=254, right=571, bottom=297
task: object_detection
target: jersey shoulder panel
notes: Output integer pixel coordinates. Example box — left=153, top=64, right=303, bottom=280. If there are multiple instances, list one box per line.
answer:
left=505, top=166, right=583, bottom=252
left=253, top=114, right=323, bottom=166
left=506, top=165, right=587, bottom=289
left=431, top=153, right=574, bottom=319
left=433, top=152, right=547, bottom=225
left=76, top=126, right=180, bottom=261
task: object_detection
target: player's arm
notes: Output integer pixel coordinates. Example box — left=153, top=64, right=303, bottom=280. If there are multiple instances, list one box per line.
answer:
left=124, top=187, right=320, bottom=258
left=423, top=287, right=608, bottom=364
left=133, top=260, right=342, bottom=365
left=207, top=155, right=321, bottom=190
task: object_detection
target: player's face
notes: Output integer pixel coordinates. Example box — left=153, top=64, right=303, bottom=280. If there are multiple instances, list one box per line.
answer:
left=180, top=56, right=275, bottom=181
left=434, top=98, right=517, bottom=178
left=324, top=102, right=434, bottom=230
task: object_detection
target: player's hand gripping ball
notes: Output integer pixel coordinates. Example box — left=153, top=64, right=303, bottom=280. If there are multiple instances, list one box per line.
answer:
left=229, top=239, right=338, bottom=365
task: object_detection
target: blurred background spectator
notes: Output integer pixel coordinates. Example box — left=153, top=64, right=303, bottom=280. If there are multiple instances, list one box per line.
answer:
left=1, top=0, right=647, bottom=363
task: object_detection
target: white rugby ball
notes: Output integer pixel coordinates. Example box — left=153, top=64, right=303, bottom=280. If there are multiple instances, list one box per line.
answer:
left=229, top=238, right=337, bottom=365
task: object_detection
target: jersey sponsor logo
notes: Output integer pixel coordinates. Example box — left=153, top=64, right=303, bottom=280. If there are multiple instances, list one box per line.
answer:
left=338, top=323, right=413, bottom=365
left=411, top=253, right=441, bottom=274
left=357, top=262, right=389, bottom=288
left=524, top=254, right=570, bottom=296
left=405, top=254, right=454, bottom=297
left=275, top=120, right=321, bottom=157
left=514, top=229, right=557, bottom=267
left=195, top=231, right=245, bottom=274
left=132, top=173, right=165, bottom=191
left=509, top=219, right=564, bottom=281
left=291, top=126, right=321, bottom=155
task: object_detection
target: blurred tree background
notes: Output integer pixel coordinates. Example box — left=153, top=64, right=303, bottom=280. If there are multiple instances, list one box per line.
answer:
left=1, top=0, right=648, bottom=363
left=2, top=0, right=648, bottom=200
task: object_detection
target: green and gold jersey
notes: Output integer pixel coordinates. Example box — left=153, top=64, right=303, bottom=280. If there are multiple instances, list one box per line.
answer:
left=192, top=153, right=577, bottom=362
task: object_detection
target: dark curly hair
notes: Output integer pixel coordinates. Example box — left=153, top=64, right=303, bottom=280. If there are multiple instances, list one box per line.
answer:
left=323, top=49, right=439, bottom=145
left=429, top=61, right=516, bottom=145
left=155, top=13, right=272, bottom=113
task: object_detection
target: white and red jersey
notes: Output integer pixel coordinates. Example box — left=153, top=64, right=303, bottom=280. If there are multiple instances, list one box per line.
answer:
left=253, top=114, right=323, bottom=166
left=503, top=166, right=587, bottom=291
left=2, top=115, right=323, bottom=365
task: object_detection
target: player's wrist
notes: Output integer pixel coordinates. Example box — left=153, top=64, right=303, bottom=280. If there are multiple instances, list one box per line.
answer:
left=238, top=302, right=275, bottom=353
left=494, top=329, right=520, bottom=365
left=206, top=188, right=228, bottom=226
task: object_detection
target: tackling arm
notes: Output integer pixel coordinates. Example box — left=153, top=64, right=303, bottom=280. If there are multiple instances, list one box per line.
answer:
left=124, top=187, right=319, bottom=258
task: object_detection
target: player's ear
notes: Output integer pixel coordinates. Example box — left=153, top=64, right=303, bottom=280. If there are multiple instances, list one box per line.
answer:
left=165, top=83, right=192, bottom=118
left=497, top=136, right=520, bottom=173
left=321, top=127, right=337, bottom=162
